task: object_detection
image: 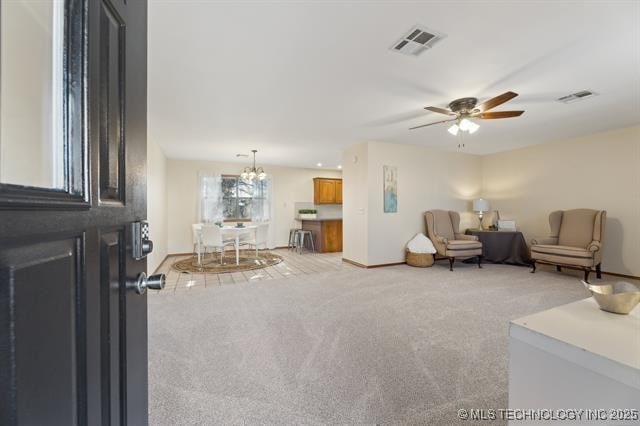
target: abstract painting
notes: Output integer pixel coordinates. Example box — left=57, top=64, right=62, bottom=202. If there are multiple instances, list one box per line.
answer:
left=383, top=165, right=397, bottom=213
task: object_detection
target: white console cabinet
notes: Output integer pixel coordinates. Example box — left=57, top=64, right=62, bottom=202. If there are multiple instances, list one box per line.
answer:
left=509, top=298, right=640, bottom=425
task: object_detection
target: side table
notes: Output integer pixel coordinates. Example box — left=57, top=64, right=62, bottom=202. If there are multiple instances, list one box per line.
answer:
left=464, top=229, right=531, bottom=266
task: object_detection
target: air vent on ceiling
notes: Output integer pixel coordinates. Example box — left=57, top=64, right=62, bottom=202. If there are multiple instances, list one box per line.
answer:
left=390, top=25, right=446, bottom=56
left=557, top=90, right=597, bottom=104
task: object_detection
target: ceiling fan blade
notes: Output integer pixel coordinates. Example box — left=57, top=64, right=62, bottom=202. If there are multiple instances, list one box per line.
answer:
left=477, top=110, right=524, bottom=119
left=476, top=91, right=518, bottom=112
left=409, top=118, right=457, bottom=130
left=425, top=106, right=455, bottom=116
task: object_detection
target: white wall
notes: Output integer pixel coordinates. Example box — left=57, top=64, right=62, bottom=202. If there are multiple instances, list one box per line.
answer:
left=482, top=126, right=640, bottom=276
left=166, top=159, right=341, bottom=254
left=343, top=142, right=482, bottom=266
left=342, top=142, right=369, bottom=265
left=154, top=127, right=638, bottom=276
left=147, top=139, right=168, bottom=272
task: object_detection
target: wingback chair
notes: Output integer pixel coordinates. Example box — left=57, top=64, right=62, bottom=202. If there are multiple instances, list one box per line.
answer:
left=530, top=209, right=606, bottom=282
left=425, top=210, right=483, bottom=271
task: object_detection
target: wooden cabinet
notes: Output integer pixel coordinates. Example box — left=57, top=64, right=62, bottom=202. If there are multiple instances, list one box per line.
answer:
left=322, top=220, right=343, bottom=252
left=301, top=219, right=343, bottom=253
left=313, top=178, right=342, bottom=204
left=315, top=179, right=336, bottom=204
left=335, top=180, right=342, bottom=204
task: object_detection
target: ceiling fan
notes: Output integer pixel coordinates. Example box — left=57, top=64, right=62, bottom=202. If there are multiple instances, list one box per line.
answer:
left=409, top=91, right=524, bottom=135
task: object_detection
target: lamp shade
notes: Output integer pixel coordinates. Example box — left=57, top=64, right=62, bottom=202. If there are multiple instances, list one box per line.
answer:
left=473, top=198, right=490, bottom=213
left=459, top=118, right=472, bottom=131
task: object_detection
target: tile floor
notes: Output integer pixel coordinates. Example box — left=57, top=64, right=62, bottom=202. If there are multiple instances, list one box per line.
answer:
left=152, top=249, right=358, bottom=294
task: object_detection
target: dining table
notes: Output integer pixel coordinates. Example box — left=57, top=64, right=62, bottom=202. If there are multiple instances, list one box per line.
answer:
left=194, top=225, right=258, bottom=265
left=222, top=225, right=256, bottom=265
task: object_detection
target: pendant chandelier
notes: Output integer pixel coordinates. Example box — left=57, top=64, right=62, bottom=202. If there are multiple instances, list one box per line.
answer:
left=240, top=149, right=266, bottom=180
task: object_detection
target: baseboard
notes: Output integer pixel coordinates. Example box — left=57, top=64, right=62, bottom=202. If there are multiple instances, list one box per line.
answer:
left=342, top=258, right=366, bottom=268
left=526, top=261, right=639, bottom=281
left=152, top=252, right=192, bottom=274
left=342, top=258, right=406, bottom=269
left=152, top=254, right=170, bottom=275
left=601, top=271, right=639, bottom=280
left=366, top=261, right=406, bottom=268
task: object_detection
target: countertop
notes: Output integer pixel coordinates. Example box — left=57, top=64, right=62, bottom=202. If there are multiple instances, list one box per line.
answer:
left=297, top=218, right=343, bottom=221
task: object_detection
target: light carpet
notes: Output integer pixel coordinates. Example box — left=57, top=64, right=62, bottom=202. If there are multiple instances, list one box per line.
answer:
left=148, top=263, right=593, bottom=425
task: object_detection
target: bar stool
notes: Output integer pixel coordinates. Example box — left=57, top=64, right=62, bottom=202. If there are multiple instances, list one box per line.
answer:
left=295, top=229, right=315, bottom=254
left=288, top=228, right=301, bottom=249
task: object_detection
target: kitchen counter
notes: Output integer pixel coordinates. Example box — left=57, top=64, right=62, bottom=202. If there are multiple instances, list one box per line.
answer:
left=300, top=219, right=342, bottom=252
left=297, top=218, right=343, bottom=222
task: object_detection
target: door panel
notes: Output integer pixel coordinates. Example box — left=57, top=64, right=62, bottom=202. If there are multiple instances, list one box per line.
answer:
left=0, top=238, right=85, bottom=426
left=0, top=0, right=150, bottom=425
left=98, top=0, right=126, bottom=204
left=100, top=230, right=125, bottom=426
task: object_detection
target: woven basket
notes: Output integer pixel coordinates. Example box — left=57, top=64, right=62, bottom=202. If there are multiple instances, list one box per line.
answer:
left=405, top=249, right=434, bottom=267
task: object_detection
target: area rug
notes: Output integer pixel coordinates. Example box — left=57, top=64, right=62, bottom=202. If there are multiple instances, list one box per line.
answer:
left=171, top=250, right=283, bottom=273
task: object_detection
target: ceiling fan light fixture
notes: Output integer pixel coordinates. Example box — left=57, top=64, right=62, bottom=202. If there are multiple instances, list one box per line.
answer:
left=458, top=118, right=471, bottom=131
left=410, top=91, right=520, bottom=136
left=455, top=118, right=479, bottom=134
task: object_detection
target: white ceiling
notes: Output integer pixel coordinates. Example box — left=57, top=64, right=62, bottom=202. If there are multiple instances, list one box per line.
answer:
left=148, top=0, right=640, bottom=169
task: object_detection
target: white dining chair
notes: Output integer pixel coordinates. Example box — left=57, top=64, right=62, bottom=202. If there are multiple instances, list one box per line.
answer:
left=239, top=223, right=270, bottom=257
left=192, top=223, right=203, bottom=254
left=200, top=224, right=236, bottom=264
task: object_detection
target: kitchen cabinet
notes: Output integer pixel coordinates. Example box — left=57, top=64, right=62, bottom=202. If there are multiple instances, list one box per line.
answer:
left=313, top=178, right=342, bottom=204
left=335, top=180, right=342, bottom=204
left=301, top=219, right=343, bottom=253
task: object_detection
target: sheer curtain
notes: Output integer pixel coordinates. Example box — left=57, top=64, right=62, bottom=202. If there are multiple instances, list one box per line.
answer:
left=198, top=173, right=223, bottom=223
left=252, top=177, right=276, bottom=248
left=251, top=177, right=272, bottom=222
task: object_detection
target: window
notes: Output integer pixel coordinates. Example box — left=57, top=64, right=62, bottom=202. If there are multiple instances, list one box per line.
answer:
left=0, top=0, right=66, bottom=189
left=199, top=173, right=270, bottom=223
left=221, top=175, right=268, bottom=221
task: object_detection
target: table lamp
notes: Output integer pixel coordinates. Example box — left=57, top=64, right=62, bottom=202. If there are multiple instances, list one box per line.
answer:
left=473, top=198, right=490, bottom=229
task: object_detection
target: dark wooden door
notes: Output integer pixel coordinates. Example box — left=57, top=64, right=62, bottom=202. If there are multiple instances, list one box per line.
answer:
left=0, top=0, right=150, bottom=425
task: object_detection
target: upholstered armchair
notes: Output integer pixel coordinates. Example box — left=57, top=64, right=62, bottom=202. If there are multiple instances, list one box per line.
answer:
left=530, top=209, right=606, bottom=282
left=425, top=210, right=483, bottom=271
